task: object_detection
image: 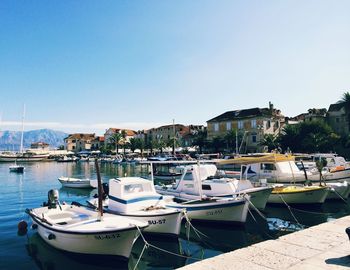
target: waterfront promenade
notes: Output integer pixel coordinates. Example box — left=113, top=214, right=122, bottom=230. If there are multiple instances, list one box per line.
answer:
left=178, top=215, right=350, bottom=269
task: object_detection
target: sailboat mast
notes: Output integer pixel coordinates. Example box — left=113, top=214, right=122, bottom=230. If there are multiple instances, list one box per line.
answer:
left=172, top=119, right=175, bottom=156
left=19, top=104, right=25, bottom=153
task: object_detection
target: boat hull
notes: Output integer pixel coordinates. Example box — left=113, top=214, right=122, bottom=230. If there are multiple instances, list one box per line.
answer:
left=28, top=205, right=146, bottom=258
left=166, top=198, right=249, bottom=223
left=34, top=221, right=139, bottom=258
left=268, top=186, right=329, bottom=204
left=326, top=182, right=350, bottom=200
left=116, top=210, right=183, bottom=237
left=58, top=177, right=94, bottom=189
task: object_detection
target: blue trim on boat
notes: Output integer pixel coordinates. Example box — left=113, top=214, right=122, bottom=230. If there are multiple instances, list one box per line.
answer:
left=109, top=195, right=163, bottom=204
left=166, top=200, right=245, bottom=211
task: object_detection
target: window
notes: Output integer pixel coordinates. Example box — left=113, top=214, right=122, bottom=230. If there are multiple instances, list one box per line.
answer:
left=124, top=184, right=144, bottom=194
left=260, top=163, right=276, bottom=171
left=238, top=121, right=244, bottom=129
left=202, top=184, right=212, bottom=190
left=226, top=122, right=231, bottom=131
left=183, top=172, right=193, bottom=181
left=251, top=119, right=256, bottom=129
left=336, top=118, right=340, bottom=123
left=214, top=123, right=219, bottom=132
left=266, top=120, right=271, bottom=129
left=252, top=134, right=257, bottom=143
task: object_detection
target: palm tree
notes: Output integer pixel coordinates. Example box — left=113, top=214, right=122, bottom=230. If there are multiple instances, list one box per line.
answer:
left=192, top=130, right=208, bottom=154
left=121, top=130, right=128, bottom=155
left=109, top=133, right=123, bottom=154
left=129, top=138, right=138, bottom=153
left=259, top=134, right=278, bottom=152
left=224, top=130, right=237, bottom=153
left=339, top=92, right=350, bottom=133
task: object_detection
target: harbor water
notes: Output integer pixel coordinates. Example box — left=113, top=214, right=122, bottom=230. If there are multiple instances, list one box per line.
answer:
left=1, top=162, right=350, bottom=269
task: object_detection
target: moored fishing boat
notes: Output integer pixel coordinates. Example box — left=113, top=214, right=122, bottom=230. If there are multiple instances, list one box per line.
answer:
left=26, top=190, right=148, bottom=258
left=166, top=195, right=249, bottom=223
left=267, top=184, right=329, bottom=204
left=155, top=163, right=272, bottom=210
left=88, top=177, right=183, bottom=237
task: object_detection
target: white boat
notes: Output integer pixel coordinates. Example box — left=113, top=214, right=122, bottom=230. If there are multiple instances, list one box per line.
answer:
left=58, top=177, right=97, bottom=189
left=9, top=164, right=25, bottom=173
left=155, top=164, right=272, bottom=210
left=88, top=177, right=183, bottom=237
left=26, top=190, right=148, bottom=258
left=166, top=196, right=249, bottom=223
left=0, top=152, right=49, bottom=162
left=267, top=184, right=329, bottom=204
left=326, top=181, right=350, bottom=200
left=220, top=153, right=350, bottom=184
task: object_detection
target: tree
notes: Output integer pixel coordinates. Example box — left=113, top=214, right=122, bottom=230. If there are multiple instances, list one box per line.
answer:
left=210, top=136, right=225, bottom=153
left=338, top=92, right=350, bottom=132
left=121, top=130, right=128, bottom=155
left=167, top=137, right=179, bottom=155
left=155, top=139, right=166, bottom=153
left=136, top=138, right=146, bottom=157
left=109, top=133, right=123, bottom=154
left=259, top=134, right=279, bottom=152
left=316, top=158, right=327, bottom=186
left=146, top=139, right=156, bottom=155
left=129, top=138, right=138, bottom=153
left=192, top=130, right=208, bottom=154
left=224, top=130, right=237, bottom=153
left=279, top=121, right=339, bottom=153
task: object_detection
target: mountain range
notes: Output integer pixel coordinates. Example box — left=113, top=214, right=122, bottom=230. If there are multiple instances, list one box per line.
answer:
left=0, top=129, right=68, bottom=151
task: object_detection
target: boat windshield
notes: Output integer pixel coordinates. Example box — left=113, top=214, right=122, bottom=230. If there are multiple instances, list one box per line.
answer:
left=124, top=183, right=152, bottom=194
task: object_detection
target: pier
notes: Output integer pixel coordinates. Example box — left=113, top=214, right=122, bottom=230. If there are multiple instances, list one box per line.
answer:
left=178, top=215, right=350, bottom=269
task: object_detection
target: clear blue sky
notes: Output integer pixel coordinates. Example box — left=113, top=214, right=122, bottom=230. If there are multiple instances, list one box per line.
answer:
left=1, top=1, right=349, bottom=135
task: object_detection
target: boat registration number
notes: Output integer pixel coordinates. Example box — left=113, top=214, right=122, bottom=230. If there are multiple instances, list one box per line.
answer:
left=206, top=209, right=223, bottom=216
left=94, top=234, right=121, bottom=240
left=148, top=219, right=166, bottom=225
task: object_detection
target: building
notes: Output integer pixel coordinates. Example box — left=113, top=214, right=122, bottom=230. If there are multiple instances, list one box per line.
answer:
left=146, top=124, right=196, bottom=145
left=327, top=102, right=349, bottom=136
left=206, top=102, right=284, bottom=153
left=64, top=133, right=96, bottom=153
left=30, top=142, right=50, bottom=151
left=289, top=108, right=327, bottom=123
left=104, top=128, right=136, bottom=151
left=91, top=136, right=104, bottom=151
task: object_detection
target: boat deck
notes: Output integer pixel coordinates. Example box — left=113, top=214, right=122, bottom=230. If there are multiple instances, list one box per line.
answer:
left=177, top=215, right=350, bottom=269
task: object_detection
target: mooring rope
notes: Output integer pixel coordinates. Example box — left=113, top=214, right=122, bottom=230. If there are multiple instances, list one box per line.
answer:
left=277, top=194, right=304, bottom=226
left=133, top=225, right=202, bottom=270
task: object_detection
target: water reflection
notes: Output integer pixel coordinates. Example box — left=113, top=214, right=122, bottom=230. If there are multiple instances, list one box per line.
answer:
left=180, top=222, right=248, bottom=252
left=129, top=237, right=186, bottom=269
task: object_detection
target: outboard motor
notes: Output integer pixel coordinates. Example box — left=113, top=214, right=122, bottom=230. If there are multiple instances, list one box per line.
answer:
left=47, top=189, right=60, bottom=209
left=102, top=183, right=109, bottom=198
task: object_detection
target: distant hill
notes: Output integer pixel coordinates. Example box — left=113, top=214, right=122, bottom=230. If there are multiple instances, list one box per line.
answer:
left=0, top=129, right=68, bottom=151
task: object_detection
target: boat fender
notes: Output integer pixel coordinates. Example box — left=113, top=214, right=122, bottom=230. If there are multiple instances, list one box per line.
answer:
left=17, top=220, right=28, bottom=236
left=48, top=233, right=56, bottom=240
left=31, top=224, right=38, bottom=230
left=346, top=227, right=350, bottom=241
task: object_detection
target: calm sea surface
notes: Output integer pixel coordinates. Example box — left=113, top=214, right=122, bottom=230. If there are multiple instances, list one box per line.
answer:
left=1, top=161, right=349, bottom=269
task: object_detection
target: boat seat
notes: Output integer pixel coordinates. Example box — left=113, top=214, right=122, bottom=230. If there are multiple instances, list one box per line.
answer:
left=48, top=212, right=90, bottom=225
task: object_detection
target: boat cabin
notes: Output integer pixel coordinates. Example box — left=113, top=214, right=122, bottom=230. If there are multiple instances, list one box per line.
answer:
left=108, top=177, right=164, bottom=213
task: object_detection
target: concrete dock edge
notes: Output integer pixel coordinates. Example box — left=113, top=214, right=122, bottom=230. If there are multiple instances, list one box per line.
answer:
left=177, top=215, right=350, bottom=269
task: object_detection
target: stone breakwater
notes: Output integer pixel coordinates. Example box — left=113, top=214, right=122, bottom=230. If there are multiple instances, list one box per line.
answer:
left=177, top=215, right=350, bottom=269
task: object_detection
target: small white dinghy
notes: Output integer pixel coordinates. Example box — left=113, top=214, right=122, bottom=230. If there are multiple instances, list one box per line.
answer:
left=9, top=164, right=24, bottom=173
left=26, top=189, right=147, bottom=258
left=58, top=177, right=97, bottom=189
left=88, top=177, right=183, bottom=238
